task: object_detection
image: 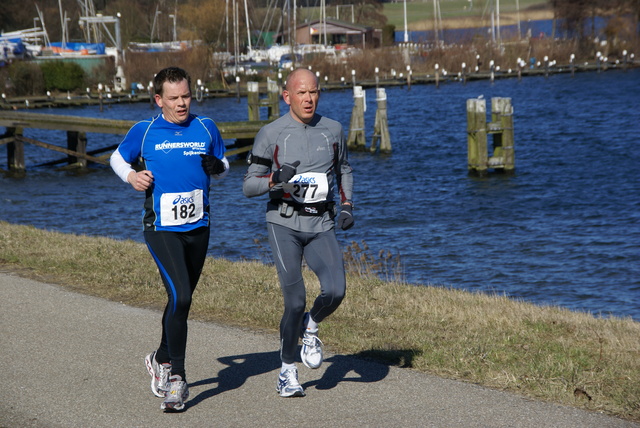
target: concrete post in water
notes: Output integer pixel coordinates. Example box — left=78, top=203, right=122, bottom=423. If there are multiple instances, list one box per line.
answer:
left=247, top=81, right=260, bottom=121
left=435, top=63, right=440, bottom=88
left=371, top=88, right=391, bottom=154
left=406, top=65, right=412, bottom=90
left=461, top=62, right=467, bottom=85
left=351, top=69, right=356, bottom=88
left=235, top=76, right=241, bottom=102
left=622, top=50, right=628, bottom=71
left=267, top=78, right=280, bottom=120
left=375, top=67, right=379, bottom=89
left=347, top=86, right=366, bottom=151
left=467, top=98, right=487, bottom=175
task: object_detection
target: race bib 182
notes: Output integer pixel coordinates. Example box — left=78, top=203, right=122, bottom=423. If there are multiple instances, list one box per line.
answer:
left=159, top=189, right=204, bottom=226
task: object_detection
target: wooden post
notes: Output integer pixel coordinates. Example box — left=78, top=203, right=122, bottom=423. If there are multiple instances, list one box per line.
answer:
left=490, top=60, right=495, bottom=83
left=67, top=131, right=88, bottom=168
left=5, top=127, right=25, bottom=173
left=148, top=81, right=155, bottom=109
left=347, top=86, right=366, bottom=151
left=267, top=79, right=280, bottom=120
left=371, top=88, right=391, bottom=154
left=544, top=56, right=549, bottom=78
left=247, top=81, right=260, bottom=121
left=491, top=97, right=514, bottom=173
left=467, top=98, right=487, bottom=175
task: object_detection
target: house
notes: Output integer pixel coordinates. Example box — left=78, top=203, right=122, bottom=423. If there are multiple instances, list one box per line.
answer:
left=294, top=19, right=382, bottom=49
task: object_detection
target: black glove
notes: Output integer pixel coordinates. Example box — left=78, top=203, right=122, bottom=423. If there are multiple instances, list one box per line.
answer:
left=272, top=160, right=300, bottom=183
left=200, top=154, right=226, bottom=175
left=337, top=204, right=354, bottom=230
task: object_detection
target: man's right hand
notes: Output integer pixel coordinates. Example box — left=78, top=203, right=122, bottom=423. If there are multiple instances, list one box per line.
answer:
left=127, top=170, right=153, bottom=192
left=271, top=161, right=301, bottom=184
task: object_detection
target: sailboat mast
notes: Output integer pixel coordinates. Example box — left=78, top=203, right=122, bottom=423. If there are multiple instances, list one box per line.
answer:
left=244, top=0, right=252, bottom=51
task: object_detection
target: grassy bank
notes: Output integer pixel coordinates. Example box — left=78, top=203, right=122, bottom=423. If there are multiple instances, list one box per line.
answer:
left=0, top=220, right=638, bottom=421
left=383, top=0, right=551, bottom=30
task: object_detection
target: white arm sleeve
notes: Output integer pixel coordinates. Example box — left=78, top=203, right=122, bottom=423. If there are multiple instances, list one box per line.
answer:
left=110, top=148, right=135, bottom=183
left=212, top=156, right=230, bottom=180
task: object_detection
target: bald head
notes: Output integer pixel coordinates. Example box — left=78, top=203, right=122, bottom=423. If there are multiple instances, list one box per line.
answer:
left=285, top=68, right=319, bottom=92
left=283, top=68, right=320, bottom=124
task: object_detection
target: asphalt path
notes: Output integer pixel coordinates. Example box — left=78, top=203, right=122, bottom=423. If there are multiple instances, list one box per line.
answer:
left=1, top=272, right=637, bottom=428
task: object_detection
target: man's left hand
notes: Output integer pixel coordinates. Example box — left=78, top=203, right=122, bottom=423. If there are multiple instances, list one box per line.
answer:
left=200, top=154, right=226, bottom=175
left=337, top=204, right=354, bottom=230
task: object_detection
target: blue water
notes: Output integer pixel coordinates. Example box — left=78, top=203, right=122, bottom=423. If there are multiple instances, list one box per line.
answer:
left=1, top=69, right=639, bottom=320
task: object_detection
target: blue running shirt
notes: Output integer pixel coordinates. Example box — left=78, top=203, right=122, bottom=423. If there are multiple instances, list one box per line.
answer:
left=116, top=114, right=225, bottom=232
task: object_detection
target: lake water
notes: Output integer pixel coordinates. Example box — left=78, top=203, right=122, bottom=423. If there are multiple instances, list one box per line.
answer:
left=1, top=69, right=639, bottom=321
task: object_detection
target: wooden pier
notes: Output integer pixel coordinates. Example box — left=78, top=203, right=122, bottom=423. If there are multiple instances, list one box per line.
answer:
left=0, top=83, right=283, bottom=173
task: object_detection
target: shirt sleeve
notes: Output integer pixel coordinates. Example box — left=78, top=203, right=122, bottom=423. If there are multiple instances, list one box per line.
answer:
left=242, top=126, right=273, bottom=198
left=110, top=120, right=149, bottom=183
left=335, top=124, right=353, bottom=205
left=110, top=148, right=134, bottom=183
left=204, top=117, right=230, bottom=180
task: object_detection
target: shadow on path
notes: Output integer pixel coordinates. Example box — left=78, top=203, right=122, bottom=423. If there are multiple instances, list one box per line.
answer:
left=185, top=348, right=420, bottom=409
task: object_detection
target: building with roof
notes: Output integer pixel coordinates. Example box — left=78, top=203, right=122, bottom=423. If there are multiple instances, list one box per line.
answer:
left=294, top=19, right=382, bottom=49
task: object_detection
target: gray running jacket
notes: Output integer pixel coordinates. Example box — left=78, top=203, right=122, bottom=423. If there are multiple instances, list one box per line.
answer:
left=243, top=112, right=354, bottom=233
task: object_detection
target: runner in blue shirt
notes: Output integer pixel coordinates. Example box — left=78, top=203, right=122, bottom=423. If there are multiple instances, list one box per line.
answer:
left=110, top=67, right=228, bottom=412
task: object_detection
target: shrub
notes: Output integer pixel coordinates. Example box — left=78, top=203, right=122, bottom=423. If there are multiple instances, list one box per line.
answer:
left=4, top=61, right=45, bottom=96
left=40, top=60, right=85, bottom=91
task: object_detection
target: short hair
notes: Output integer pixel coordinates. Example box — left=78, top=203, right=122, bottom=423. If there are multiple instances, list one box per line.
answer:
left=153, top=67, right=191, bottom=96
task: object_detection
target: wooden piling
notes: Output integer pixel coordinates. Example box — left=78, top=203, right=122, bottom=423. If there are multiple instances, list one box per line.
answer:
left=467, top=98, right=487, bottom=175
left=4, top=127, right=25, bottom=173
left=247, top=82, right=260, bottom=121
left=467, top=97, right=515, bottom=175
left=371, top=88, right=391, bottom=154
left=267, top=79, right=280, bottom=120
left=347, top=86, right=366, bottom=151
left=490, top=97, right=515, bottom=173
left=67, top=131, right=88, bottom=168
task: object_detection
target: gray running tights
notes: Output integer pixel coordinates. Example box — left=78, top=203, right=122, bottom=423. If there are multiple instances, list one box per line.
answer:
left=268, top=222, right=346, bottom=364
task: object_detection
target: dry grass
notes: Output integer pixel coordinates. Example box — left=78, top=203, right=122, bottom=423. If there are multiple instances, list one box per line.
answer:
left=1, top=220, right=638, bottom=421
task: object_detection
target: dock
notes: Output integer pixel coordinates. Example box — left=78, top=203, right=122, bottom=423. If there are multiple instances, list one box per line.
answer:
left=0, top=84, right=281, bottom=173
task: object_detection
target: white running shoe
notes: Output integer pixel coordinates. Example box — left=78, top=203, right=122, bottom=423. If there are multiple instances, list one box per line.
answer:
left=276, top=368, right=305, bottom=397
left=144, top=351, right=171, bottom=398
left=161, top=375, right=190, bottom=412
left=301, top=330, right=324, bottom=369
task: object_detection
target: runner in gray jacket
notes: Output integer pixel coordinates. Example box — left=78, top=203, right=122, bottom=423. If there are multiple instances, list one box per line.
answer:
left=243, top=68, right=354, bottom=397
